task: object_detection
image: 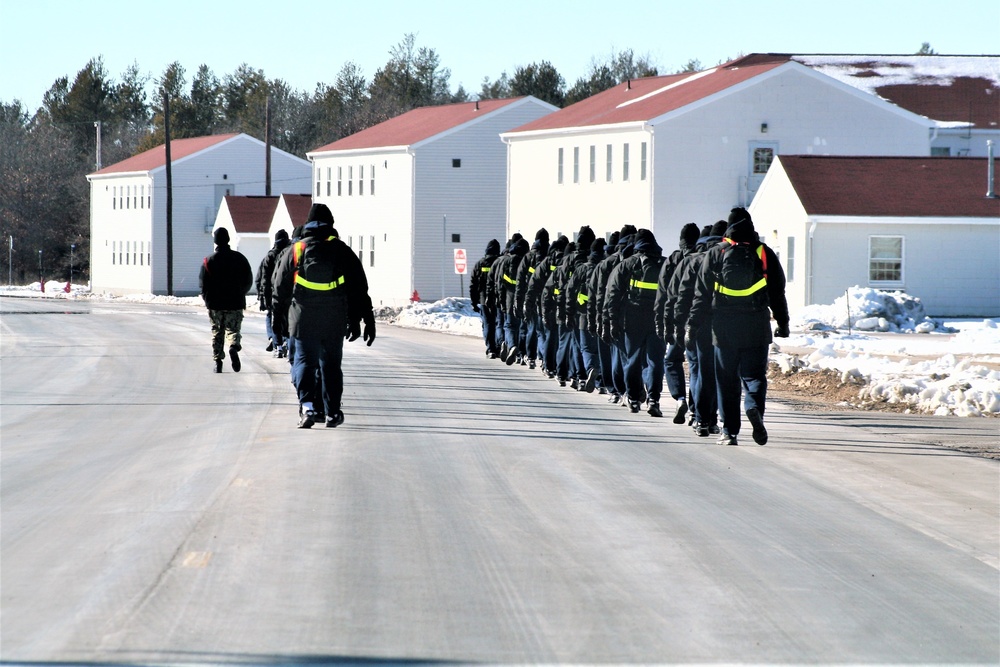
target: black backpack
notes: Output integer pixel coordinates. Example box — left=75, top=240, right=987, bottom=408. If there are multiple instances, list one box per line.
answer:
left=715, top=239, right=769, bottom=310
left=627, top=253, right=663, bottom=307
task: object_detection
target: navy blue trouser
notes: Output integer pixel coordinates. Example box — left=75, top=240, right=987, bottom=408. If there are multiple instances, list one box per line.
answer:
left=577, top=327, right=600, bottom=379
left=479, top=304, right=498, bottom=355
left=623, top=328, right=665, bottom=404
left=714, top=344, right=768, bottom=437
left=597, top=337, right=613, bottom=392
left=291, top=335, right=344, bottom=416
left=524, top=313, right=541, bottom=361
left=664, top=339, right=687, bottom=402
left=688, top=327, right=718, bottom=426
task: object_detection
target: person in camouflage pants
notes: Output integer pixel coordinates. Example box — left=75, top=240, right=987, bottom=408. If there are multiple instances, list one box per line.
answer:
left=199, top=227, right=253, bottom=372
left=209, top=310, right=245, bottom=365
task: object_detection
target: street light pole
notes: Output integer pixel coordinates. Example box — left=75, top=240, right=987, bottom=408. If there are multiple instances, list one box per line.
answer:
left=38, top=249, right=42, bottom=292
left=70, top=243, right=76, bottom=287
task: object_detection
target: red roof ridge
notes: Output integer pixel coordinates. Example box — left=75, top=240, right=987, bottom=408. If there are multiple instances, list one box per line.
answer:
left=90, top=133, right=241, bottom=176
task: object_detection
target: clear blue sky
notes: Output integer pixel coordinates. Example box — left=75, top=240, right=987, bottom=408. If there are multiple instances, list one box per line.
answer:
left=2, top=0, right=997, bottom=113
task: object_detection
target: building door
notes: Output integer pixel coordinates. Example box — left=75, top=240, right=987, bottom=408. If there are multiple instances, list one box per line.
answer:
left=747, top=141, right=778, bottom=204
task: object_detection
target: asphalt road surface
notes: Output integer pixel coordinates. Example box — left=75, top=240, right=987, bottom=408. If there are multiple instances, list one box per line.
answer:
left=2, top=296, right=997, bottom=665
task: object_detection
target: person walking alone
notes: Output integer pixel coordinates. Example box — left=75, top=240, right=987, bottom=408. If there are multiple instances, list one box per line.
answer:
left=200, top=227, right=254, bottom=373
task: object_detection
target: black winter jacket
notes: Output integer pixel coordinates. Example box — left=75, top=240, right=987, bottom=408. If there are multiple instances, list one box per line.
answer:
left=200, top=244, right=253, bottom=311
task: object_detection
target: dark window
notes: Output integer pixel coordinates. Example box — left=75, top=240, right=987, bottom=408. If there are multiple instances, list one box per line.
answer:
left=451, top=233, right=461, bottom=243
left=452, top=159, right=461, bottom=168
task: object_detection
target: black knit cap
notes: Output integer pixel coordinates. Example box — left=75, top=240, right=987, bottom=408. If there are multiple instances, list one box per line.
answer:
left=275, top=228, right=289, bottom=241
left=576, top=225, right=596, bottom=250
left=701, top=225, right=714, bottom=237
left=213, top=227, right=230, bottom=245
left=535, top=228, right=549, bottom=242
left=710, top=219, right=728, bottom=237
left=307, top=203, right=335, bottom=226
left=680, top=222, right=700, bottom=246
left=486, top=239, right=501, bottom=255
left=619, top=224, right=638, bottom=238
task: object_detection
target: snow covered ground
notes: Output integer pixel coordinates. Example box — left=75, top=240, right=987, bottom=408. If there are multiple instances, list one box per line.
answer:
left=6, top=282, right=999, bottom=418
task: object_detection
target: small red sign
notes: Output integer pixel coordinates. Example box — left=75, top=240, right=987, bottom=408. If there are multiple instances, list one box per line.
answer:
left=454, top=248, right=467, bottom=275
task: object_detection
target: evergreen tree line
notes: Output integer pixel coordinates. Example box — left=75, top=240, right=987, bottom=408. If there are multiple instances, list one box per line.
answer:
left=0, top=34, right=669, bottom=284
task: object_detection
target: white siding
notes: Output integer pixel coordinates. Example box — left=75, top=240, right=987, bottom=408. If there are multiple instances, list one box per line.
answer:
left=507, top=127, right=653, bottom=245
left=311, top=149, right=414, bottom=307
left=89, top=174, right=155, bottom=294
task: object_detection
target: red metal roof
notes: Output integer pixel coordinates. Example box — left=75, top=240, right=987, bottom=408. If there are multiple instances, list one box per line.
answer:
left=510, top=60, right=788, bottom=133
left=281, top=193, right=314, bottom=227
left=311, top=98, right=525, bottom=152
left=90, top=133, right=240, bottom=176
left=777, top=155, right=1000, bottom=218
left=225, top=195, right=279, bottom=234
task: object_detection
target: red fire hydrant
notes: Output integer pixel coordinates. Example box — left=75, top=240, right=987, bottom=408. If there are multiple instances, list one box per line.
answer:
left=410, top=290, right=420, bottom=303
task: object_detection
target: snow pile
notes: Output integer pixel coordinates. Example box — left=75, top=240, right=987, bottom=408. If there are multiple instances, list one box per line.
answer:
left=794, top=286, right=955, bottom=333
left=392, top=297, right=482, bottom=337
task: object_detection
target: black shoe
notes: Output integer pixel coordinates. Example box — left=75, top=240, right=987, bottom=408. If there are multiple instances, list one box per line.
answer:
left=672, top=400, right=688, bottom=424
left=584, top=368, right=597, bottom=393
left=696, top=423, right=710, bottom=437
left=314, top=412, right=325, bottom=423
left=709, top=423, right=721, bottom=435
left=558, top=378, right=566, bottom=387
left=266, top=341, right=274, bottom=352
left=717, top=432, right=738, bottom=446
left=499, top=342, right=509, bottom=363
left=647, top=401, right=662, bottom=418
left=746, top=408, right=768, bottom=445
left=529, top=359, right=536, bottom=369
left=609, top=393, right=622, bottom=404
left=505, top=350, right=518, bottom=366
left=297, top=408, right=316, bottom=429
left=229, top=348, right=241, bottom=372
left=326, top=411, right=345, bottom=428
left=213, top=359, right=223, bottom=373
left=629, top=400, right=641, bottom=413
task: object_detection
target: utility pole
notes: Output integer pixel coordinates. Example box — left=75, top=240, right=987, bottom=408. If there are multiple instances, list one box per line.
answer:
left=265, top=95, right=272, bottom=196
left=8, top=236, right=12, bottom=286
left=94, top=121, right=102, bottom=170
left=164, top=92, right=174, bottom=296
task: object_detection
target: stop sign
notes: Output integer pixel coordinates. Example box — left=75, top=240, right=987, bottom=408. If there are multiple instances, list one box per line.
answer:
left=454, top=248, right=467, bottom=275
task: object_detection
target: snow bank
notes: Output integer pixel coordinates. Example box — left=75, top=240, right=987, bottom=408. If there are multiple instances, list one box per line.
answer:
left=795, top=286, right=955, bottom=333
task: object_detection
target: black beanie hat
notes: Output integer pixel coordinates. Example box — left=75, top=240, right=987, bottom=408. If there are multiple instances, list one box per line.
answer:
left=728, top=207, right=752, bottom=228
left=591, top=238, right=606, bottom=253
left=486, top=239, right=501, bottom=255
left=275, top=228, right=289, bottom=242
left=307, top=203, right=334, bottom=226
left=701, top=224, right=714, bottom=238
left=619, top=224, right=638, bottom=238
left=577, top=225, right=596, bottom=250
left=680, top=222, right=700, bottom=246
left=710, top=219, right=728, bottom=237
left=535, top=228, right=549, bottom=242
left=608, top=231, right=620, bottom=247
left=213, top=227, right=230, bottom=245
left=550, top=235, right=569, bottom=253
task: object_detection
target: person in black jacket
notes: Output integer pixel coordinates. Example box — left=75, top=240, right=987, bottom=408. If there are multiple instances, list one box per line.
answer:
left=272, top=203, right=376, bottom=429
left=654, top=222, right=701, bottom=424
left=200, top=227, right=254, bottom=373
left=496, top=236, right=528, bottom=366
left=566, top=236, right=606, bottom=392
left=528, top=235, right=567, bottom=377
left=688, top=208, right=789, bottom=446
left=514, top=228, right=549, bottom=370
left=470, top=239, right=501, bottom=358
left=256, top=228, right=291, bottom=358
left=604, top=229, right=666, bottom=415
left=592, top=227, right=634, bottom=402
left=667, top=220, right=726, bottom=437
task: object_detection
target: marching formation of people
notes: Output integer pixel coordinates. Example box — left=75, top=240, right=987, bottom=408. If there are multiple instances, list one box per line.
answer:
left=471, top=207, right=790, bottom=446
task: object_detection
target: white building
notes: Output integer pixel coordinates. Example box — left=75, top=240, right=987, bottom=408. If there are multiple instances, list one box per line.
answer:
left=87, top=133, right=311, bottom=295
left=212, top=195, right=279, bottom=292
left=749, top=154, right=1000, bottom=317
left=268, top=193, right=314, bottom=240
left=307, top=97, right=558, bottom=306
left=501, top=55, right=936, bottom=246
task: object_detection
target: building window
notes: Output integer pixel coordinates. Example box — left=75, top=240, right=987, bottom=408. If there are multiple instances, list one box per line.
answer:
left=326, top=168, right=331, bottom=196
left=869, top=236, right=903, bottom=284
left=786, top=236, right=795, bottom=282
left=126, top=186, right=130, bottom=209
left=370, top=235, right=375, bottom=267
left=140, top=241, right=144, bottom=266
left=573, top=147, right=580, bottom=184
left=133, top=186, right=137, bottom=209
left=753, top=147, right=774, bottom=174
left=452, top=159, right=461, bottom=168
left=640, top=142, right=647, bottom=180
left=931, top=147, right=951, bottom=157
left=348, top=166, right=353, bottom=196
left=113, top=187, right=116, bottom=210
left=140, top=185, right=144, bottom=209
left=315, top=169, right=321, bottom=196
left=359, top=165, right=365, bottom=195
left=558, top=148, right=564, bottom=184
left=606, top=144, right=612, bottom=182
left=357, top=234, right=363, bottom=261
left=589, top=145, right=596, bottom=183
left=337, top=167, right=343, bottom=196
left=112, top=241, right=116, bottom=265
left=623, top=143, right=630, bottom=181
left=370, top=164, right=375, bottom=196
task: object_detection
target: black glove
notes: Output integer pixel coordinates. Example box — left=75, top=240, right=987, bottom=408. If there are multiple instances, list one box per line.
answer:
left=363, top=313, right=376, bottom=346
left=775, top=322, right=790, bottom=338
left=347, top=319, right=361, bottom=342
left=684, top=325, right=698, bottom=351
left=472, top=303, right=481, bottom=313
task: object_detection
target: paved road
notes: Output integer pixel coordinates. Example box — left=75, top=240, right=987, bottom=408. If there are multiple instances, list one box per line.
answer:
left=2, top=297, right=997, bottom=664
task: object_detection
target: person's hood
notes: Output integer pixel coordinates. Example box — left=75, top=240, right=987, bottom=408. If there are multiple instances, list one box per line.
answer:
left=486, top=239, right=501, bottom=256
left=512, top=238, right=530, bottom=255
left=725, top=207, right=756, bottom=243
left=632, top=229, right=662, bottom=257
